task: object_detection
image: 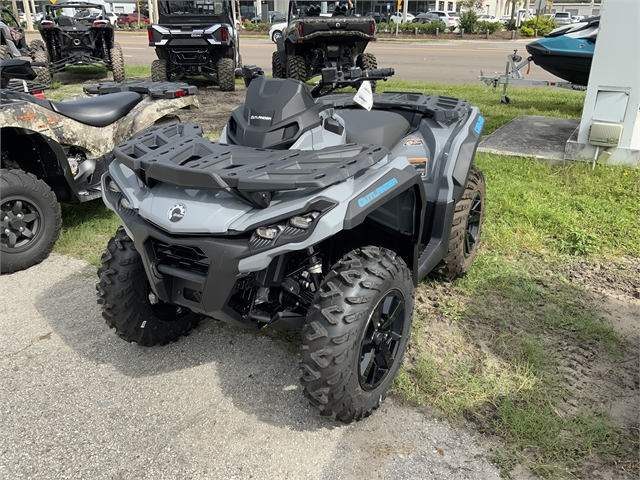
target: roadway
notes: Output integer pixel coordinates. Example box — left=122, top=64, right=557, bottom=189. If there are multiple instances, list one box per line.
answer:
left=110, top=35, right=559, bottom=84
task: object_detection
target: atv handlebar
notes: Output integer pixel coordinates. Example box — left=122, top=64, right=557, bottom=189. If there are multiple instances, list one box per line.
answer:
left=312, top=66, right=394, bottom=97
left=240, top=64, right=394, bottom=98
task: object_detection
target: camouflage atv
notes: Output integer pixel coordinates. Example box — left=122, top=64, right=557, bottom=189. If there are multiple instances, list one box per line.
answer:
left=273, top=1, right=378, bottom=89
left=0, top=59, right=199, bottom=274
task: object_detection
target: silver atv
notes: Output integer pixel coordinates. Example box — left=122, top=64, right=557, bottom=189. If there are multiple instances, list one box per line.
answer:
left=97, top=66, right=486, bottom=422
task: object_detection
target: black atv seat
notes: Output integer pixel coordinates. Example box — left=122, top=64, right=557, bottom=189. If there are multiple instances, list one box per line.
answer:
left=50, top=91, right=143, bottom=127
left=337, top=110, right=410, bottom=150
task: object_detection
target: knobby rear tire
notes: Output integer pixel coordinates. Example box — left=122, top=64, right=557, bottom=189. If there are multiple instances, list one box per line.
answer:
left=110, top=42, right=125, bottom=83
left=432, top=166, right=486, bottom=280
left=217, top=57, right=235, bottom=92
left=0, top=169, right=61, bottom=274
left=287, top=54, right=307, bottom=82
left=356, top=53, right=378, bottom=93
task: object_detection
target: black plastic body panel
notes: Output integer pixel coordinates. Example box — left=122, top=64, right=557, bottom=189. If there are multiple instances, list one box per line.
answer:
left=343, top=165, right=426, bottom=285
left=119, top=209, right=256, bottom=328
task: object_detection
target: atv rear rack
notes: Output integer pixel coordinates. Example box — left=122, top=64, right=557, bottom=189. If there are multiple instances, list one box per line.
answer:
left=114, top=123, right=389, bottom=208
left=322, top=92, right=471, bottom=123
left=84, top=81, right=198, bottom=99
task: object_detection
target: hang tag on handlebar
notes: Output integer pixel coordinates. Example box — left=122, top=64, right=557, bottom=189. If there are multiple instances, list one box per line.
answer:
left=353, top=80, right=373, bottom=111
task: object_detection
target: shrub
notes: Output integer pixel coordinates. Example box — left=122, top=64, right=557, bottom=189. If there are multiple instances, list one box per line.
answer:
left=520, top=16, right=557, bottom=36
left=378, top=22, right=388, bottom=31
left=400, top=21, right=421, bottom=33
left=420, top=20, right=446, bottom=34
left=243, top=20, right=256, bottom=31
left=504, top=19, right=517, bottom=30
left=129, top=21, right=138, bottom=29
left=458, top=10, right=478, bottom=32
left=475, top=20, right=502, bottom=34
left=520, top=25, right=534, bottom=36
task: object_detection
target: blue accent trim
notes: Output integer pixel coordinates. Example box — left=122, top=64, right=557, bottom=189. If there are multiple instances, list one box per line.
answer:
left=474, top=115, right=485, bottom=135
left=358, top=177, right=398, bottom=207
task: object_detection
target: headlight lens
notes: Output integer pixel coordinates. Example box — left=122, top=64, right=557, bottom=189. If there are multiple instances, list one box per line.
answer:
left=256, top=226, right=279, bottom=239
left=120, top=198, right=133, bottom=210
left=108, top=180, right=121, bottom=194
left=289, top=212, right=319, bottom=229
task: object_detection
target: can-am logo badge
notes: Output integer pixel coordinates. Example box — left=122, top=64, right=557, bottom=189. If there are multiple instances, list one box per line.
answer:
left=168, top=203, right=186, bottom=222
left=251, top=115, right=272, bottom=121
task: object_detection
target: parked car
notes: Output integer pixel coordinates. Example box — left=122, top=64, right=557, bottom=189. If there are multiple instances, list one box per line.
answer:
left=269, top=21, right=287, bottom=42
left=500, top=14, right=512, bottom=24
left=117, top=12, right=149, bottom=26
left=572, top=15, right=585, bottom=23
left=364, top=11, right=383, bottom=23
left=389, top=12, right=415, bottom=23
left=415, top=12, right=441, bottom=23
left=554, top=12, right=572, bottom=25
left=477, top=14, right=500, bottom=23
left=430, top=10, right=459, bottom=28
left=250, top=11, right=285, bottom=23
left=105, top=12, right=118, bottom=25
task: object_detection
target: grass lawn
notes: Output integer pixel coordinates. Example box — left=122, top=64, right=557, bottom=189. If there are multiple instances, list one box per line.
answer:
left=46, top=73, right=638, bottom=479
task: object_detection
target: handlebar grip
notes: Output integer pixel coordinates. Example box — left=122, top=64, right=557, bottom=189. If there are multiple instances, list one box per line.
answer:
left=364, top=68, right=395, bottom=78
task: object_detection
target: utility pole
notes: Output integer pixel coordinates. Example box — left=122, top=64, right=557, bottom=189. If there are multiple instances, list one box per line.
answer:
left=22, top=0, right=33, bottom=31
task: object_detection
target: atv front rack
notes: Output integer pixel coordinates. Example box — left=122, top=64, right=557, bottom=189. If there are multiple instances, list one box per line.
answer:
left=84, top=81, right=198, bottom=99
left=114, top=123, right=389, bottom=208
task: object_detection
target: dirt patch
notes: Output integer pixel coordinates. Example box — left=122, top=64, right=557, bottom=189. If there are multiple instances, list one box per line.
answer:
left=178, top=81, right=247, bottom=134
left=555, top=257, right=640, bottom=434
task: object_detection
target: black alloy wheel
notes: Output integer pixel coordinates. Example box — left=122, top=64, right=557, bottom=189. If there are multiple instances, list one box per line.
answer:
left=358, top=289, right=406, bottom=391
left=1, top=198, right=42, bottom=251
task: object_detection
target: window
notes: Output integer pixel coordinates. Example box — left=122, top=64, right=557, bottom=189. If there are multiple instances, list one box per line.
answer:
left=160, top=0, right=227, bottom=15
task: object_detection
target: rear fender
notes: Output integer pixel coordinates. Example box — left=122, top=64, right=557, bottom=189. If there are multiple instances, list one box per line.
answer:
left=114, top=95, right=200, bottom=142
left=0, top=126, right=78, bottom=202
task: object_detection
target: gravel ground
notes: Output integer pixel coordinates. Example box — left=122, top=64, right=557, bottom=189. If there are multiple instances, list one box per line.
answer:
left=1, top=255, right=501, bottom=480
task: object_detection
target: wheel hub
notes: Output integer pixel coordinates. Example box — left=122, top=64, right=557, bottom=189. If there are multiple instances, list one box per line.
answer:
left=358, top=289, right=406, bottom=392
left=1, top=200, right=40, bottom=250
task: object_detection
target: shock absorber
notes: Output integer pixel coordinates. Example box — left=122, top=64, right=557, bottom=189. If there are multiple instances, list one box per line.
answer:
left=306, top=246, right=322, bottom=290
left=309, top=49, right=322, bottom=74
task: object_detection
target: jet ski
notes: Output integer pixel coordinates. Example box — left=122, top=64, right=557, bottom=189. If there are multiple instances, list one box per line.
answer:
left=526, top=16, right=599, bottom=86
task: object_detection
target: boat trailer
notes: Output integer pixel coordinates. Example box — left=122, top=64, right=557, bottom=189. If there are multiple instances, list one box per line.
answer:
left=478, top=50, right=587, bottom=104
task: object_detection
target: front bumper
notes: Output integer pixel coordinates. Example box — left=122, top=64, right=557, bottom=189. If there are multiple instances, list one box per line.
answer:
left=102, top=176, right=257, bottom=328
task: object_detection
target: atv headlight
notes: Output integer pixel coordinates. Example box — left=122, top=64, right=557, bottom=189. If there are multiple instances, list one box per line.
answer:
left=120, top=198, right=133, bottom=210
left=256, top=226, right=280, bottom=240
left=289, top=212, right=319, bottom=229
left=108, top=180, right=121, bottom=194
